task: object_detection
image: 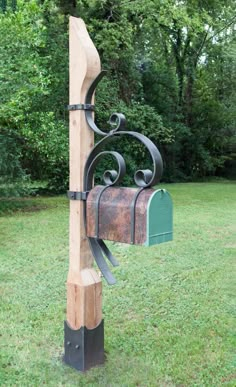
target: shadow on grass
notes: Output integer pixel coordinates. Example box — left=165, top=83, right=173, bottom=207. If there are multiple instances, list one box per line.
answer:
left=0, top=197, right=50, bottom=216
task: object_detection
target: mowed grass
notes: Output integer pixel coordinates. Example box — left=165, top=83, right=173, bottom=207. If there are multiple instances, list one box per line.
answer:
left=0, top=182, right=235, bottom=386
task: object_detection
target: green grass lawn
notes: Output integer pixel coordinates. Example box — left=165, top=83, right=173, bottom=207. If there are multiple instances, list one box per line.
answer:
left=0, top=182, right=235, bottom=386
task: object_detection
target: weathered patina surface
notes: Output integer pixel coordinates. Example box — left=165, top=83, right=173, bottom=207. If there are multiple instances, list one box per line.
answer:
left=86, top=186, right=155, bottom=244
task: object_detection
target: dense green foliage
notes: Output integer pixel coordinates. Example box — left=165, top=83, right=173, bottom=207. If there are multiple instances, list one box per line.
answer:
left=0, top=0, right=235, bottom=193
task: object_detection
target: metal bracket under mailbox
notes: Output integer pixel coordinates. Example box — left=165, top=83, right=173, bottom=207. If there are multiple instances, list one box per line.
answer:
left=67, top=191, right=89, bottom=201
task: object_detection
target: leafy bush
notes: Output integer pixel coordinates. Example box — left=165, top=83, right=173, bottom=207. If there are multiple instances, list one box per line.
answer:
left=0, top=132, right=29, bottom=196
left=21, top=112, right=69, bottom=193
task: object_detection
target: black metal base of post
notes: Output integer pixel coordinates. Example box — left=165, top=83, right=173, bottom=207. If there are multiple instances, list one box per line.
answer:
left=63, top=319, right=104, bottom=372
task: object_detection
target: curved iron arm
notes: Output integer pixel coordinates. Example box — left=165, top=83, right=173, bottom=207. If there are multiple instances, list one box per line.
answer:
left=84, top=131, right=163, bottom=190
left=82, top=72, right=163, bottom=284
left=85, top=71, right=126, bottom=135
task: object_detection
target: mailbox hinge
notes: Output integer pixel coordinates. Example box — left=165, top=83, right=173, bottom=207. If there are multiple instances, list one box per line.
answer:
left=67, top=191, right=89, bottom=201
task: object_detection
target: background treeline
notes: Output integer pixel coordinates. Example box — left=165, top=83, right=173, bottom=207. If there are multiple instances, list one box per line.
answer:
left=0, top=0, right=235, bottom=195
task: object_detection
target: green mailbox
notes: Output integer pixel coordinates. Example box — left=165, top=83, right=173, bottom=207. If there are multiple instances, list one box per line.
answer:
left=145, top=189, right=173, bottom=246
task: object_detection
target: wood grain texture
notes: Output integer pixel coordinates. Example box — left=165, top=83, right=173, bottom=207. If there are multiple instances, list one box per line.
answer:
left=67, top=17, right=102, bottom=330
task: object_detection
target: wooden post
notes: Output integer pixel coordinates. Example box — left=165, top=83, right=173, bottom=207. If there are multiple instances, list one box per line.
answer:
left=64, top=17, right=104, bottom=372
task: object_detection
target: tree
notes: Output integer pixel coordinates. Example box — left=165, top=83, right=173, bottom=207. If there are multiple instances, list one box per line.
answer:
left=121, top=0, right=236, bottom=178
left=0, top=0, right=235, bottom=194
left=0, top=0, right=69, bottom=193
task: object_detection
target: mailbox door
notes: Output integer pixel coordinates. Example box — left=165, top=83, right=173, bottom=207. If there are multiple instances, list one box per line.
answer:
left=145, top=189, right=173, bottom=246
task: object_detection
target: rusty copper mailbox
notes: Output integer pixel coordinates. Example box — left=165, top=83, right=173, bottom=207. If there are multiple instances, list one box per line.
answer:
left=87, top=186, right=173, bottom=246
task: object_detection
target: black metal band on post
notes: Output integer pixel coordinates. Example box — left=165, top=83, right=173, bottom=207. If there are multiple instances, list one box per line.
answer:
left=67, top=191, right=89, bottom=201
left=67, top=104, right=95, bottom=111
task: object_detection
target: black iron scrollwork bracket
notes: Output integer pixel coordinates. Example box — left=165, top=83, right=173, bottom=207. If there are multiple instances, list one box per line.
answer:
left=78, top=71, right=163, bottom=285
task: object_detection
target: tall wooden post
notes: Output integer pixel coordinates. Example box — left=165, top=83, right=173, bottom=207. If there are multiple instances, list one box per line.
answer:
left=64, top=17, right=104, bottom=372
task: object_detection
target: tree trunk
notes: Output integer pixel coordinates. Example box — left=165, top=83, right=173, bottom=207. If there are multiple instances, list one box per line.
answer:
left=185, top=70, right=195, bottom=127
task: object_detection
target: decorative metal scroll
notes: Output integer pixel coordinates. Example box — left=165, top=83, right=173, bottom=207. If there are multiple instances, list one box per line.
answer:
left=83, top=72, right=163, bottom=285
